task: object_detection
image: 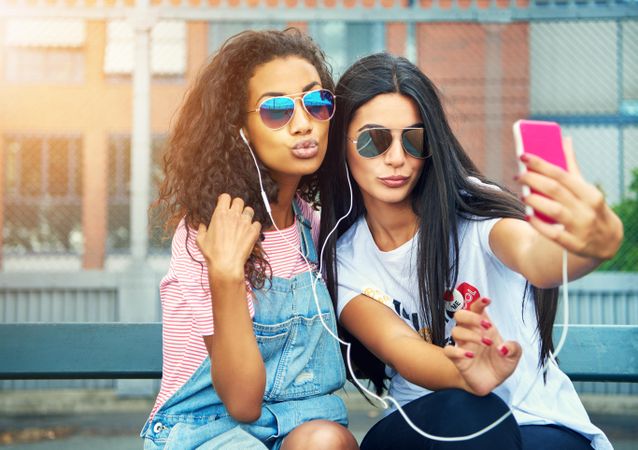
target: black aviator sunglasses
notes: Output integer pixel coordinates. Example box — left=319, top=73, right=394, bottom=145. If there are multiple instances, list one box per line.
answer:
left=348, top=127, right=429, bottom=159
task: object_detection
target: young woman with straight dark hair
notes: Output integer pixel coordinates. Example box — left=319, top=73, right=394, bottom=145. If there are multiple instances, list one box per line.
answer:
left=319, top=53, right=622, bottom=450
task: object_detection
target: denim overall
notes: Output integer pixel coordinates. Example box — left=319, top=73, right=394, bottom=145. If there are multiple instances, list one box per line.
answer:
left=141, top=203, right=348, bottom=450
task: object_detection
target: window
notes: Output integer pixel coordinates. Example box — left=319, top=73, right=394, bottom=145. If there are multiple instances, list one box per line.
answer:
left=4, top=19, right=85, bottom=83
left=208, top=21, right=286, bottom=54
left=104, top=20, right=187, bottom=79
left=530, top=20, right=638, bottom=203
left=3, top=135, right=83, bottom=254
left=107, top=135, right=168, bottom=253
left=308, top=22, right=385, bottom=78
left=530, top=21, right=617, bottom=115
left=207, top=21, right=384, bottom=78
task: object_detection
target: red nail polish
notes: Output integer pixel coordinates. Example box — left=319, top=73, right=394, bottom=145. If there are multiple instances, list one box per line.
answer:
left=520, top=154, right=530, bottom=163
left=481, top=298, right=490, bottom=305
left=465, top=351, right=475, bottom=359
left=524, top=215, right=531, bottom=221
left=482, top=337, right=493, bottom=346
left=513, top=174, right=519, bottom=181
left=499, top=346, right=509, bottom=356
left=480, top=320, right=492, bottom=330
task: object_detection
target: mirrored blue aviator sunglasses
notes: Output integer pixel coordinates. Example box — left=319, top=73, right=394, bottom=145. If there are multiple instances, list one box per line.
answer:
left=247, top=89, right=336, bottom=130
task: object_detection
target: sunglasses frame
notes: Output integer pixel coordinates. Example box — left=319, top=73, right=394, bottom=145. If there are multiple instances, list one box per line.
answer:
left=247, top=89, right=336, bottom=130
left=348, top=127, right=429, bottom=159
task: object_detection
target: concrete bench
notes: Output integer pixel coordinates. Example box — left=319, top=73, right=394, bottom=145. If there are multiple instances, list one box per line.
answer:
left=0, top=323, right=637, bottom=382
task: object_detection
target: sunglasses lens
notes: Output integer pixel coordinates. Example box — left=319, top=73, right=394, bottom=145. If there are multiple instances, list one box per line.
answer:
left=356, top=129, right=393, bottom=158
left=402, top=128, right=427, bottom=158
left=303, top=90, right=335, bottom=121
left=259, top=97, right=295, bottom=129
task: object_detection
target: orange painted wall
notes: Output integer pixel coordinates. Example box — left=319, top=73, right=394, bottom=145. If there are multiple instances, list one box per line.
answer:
left=416, top=22, right=529, bottom=188
left=386, top=22, right=407, bottom=57
left=0, top=20, right=209, bottom=269
left=0, top=18, right=530, bottom=269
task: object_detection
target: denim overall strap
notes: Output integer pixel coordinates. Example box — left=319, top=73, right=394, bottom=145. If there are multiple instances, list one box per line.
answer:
left=292, top=199, right=317, bottom=265
left=141, top=200, right=346, bottom=450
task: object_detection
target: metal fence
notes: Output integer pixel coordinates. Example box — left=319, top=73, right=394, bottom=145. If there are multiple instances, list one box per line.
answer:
left=0, top=272, right=119, bottom=390
left=557, top=273, right=638, bottom=394
left=0, top=0, right=636, bottom=395
left=0, top=2, right=636, bottom=271
left=1, top=271, right=637, bottom=394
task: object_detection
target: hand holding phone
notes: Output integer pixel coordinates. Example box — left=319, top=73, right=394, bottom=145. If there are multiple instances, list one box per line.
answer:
left=513, top=120, right=567, bottom=223
left=512, top=119, right=623, bottom=261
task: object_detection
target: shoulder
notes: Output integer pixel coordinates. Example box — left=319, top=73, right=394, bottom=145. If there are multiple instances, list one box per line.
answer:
left=336, top=216, right=367, bottom=257
left=457, top=216, right=505, bottom=259
left=171, top=218, right=197, bottom=252
left=488, top=217, right=536, bottom=267
left=169, top=218, right=206, bottom=280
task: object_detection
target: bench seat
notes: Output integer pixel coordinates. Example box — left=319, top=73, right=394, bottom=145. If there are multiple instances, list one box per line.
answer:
left=0, top=323, right=636, bottom=382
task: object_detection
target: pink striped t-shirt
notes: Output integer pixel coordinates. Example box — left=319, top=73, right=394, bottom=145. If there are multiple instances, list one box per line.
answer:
left=149, top=199, right=320, bottom=419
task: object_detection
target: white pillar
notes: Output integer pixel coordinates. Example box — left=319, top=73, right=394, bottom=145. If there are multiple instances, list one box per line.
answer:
left=118, top=3, right=159, bottom=397
left=130, top=0, right=153, bottom=262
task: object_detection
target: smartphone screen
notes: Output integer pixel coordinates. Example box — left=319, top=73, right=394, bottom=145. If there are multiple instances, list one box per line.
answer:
left=513, top=120, right=568, bottom=224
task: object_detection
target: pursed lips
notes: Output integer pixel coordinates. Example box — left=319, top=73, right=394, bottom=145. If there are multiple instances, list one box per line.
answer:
left=292, top=139, right=319, bottom=149
left=291, top=139, right=319, bottom=159
left=378, top=175, right=410, bottom=187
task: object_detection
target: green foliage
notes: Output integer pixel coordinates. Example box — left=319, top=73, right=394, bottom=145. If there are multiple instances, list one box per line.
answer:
left=598, top=168, right=638, bottom=272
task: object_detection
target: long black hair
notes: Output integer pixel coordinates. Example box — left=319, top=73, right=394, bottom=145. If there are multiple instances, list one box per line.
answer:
left=318, top=53, right=558, bottom=395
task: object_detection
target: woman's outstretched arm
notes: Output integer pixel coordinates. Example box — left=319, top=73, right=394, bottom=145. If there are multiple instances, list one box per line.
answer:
left=491, top=138, right=623, bottom=288
left=340, top=295, right=520, bottom=396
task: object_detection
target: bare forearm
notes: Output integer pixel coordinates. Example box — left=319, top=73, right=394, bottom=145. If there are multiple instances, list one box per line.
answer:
left=492, top=217, right=623, bottom=289
left=521, top=233, right=613, bottom=288
left=209, top=274, right=265, bottom=422
left=521, top=236, right=599, bottom=287
left=389, top=336, right=469, bottom=392
left=342, top=298, right=471, bottom=393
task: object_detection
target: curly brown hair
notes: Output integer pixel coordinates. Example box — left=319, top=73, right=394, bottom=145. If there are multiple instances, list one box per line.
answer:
left=153, top=28, right=334, bottom=288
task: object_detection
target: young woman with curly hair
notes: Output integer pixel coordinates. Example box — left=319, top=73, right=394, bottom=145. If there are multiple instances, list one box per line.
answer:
left=141, top=29, right=358, bottom=450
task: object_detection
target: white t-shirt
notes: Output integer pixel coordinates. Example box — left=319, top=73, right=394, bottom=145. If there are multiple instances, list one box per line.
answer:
left=336, top=215, right=611, bottom=450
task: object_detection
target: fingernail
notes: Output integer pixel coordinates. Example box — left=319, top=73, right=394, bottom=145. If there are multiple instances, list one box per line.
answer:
left=465, top=351, right=475, bottom=359
left=524, top=215, right=531, bottom=221
left=520, top=154, right=530, bottom=163
left=480, top=320, right=492, bottom=330
left=513, top=174, right=519, bottom=181
left=499, top=346, right=509, bottom=356
left=481, top=298, right=490, bottom=305
left=482, top=337, right=493, bottom=346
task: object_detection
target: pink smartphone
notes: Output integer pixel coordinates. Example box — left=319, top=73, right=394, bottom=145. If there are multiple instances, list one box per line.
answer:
left=513, top=120, right=568, bottom=224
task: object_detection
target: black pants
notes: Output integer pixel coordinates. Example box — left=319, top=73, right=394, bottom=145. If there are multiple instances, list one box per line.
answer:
left=360, top=390, right=593, bottom=450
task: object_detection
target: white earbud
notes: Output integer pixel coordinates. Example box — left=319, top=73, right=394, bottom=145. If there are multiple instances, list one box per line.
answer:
left=239, top=128, right=249, bottom=145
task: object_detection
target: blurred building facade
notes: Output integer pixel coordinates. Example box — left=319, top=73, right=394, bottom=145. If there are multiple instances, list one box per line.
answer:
left=0, top=0, right=637, bottom=395
left=1, top=2, right=636, bottom=271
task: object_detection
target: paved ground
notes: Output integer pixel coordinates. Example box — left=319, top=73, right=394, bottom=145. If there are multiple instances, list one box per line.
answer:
left=1, top=392, right=636, bottom=449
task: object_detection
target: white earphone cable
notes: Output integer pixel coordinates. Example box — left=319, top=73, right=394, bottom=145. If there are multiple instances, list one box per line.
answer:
left=241, top=132, right=569, bottom=442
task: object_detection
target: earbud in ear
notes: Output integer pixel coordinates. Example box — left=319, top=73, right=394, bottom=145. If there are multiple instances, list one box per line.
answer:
left=239, top=128, right=249, bottom=145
